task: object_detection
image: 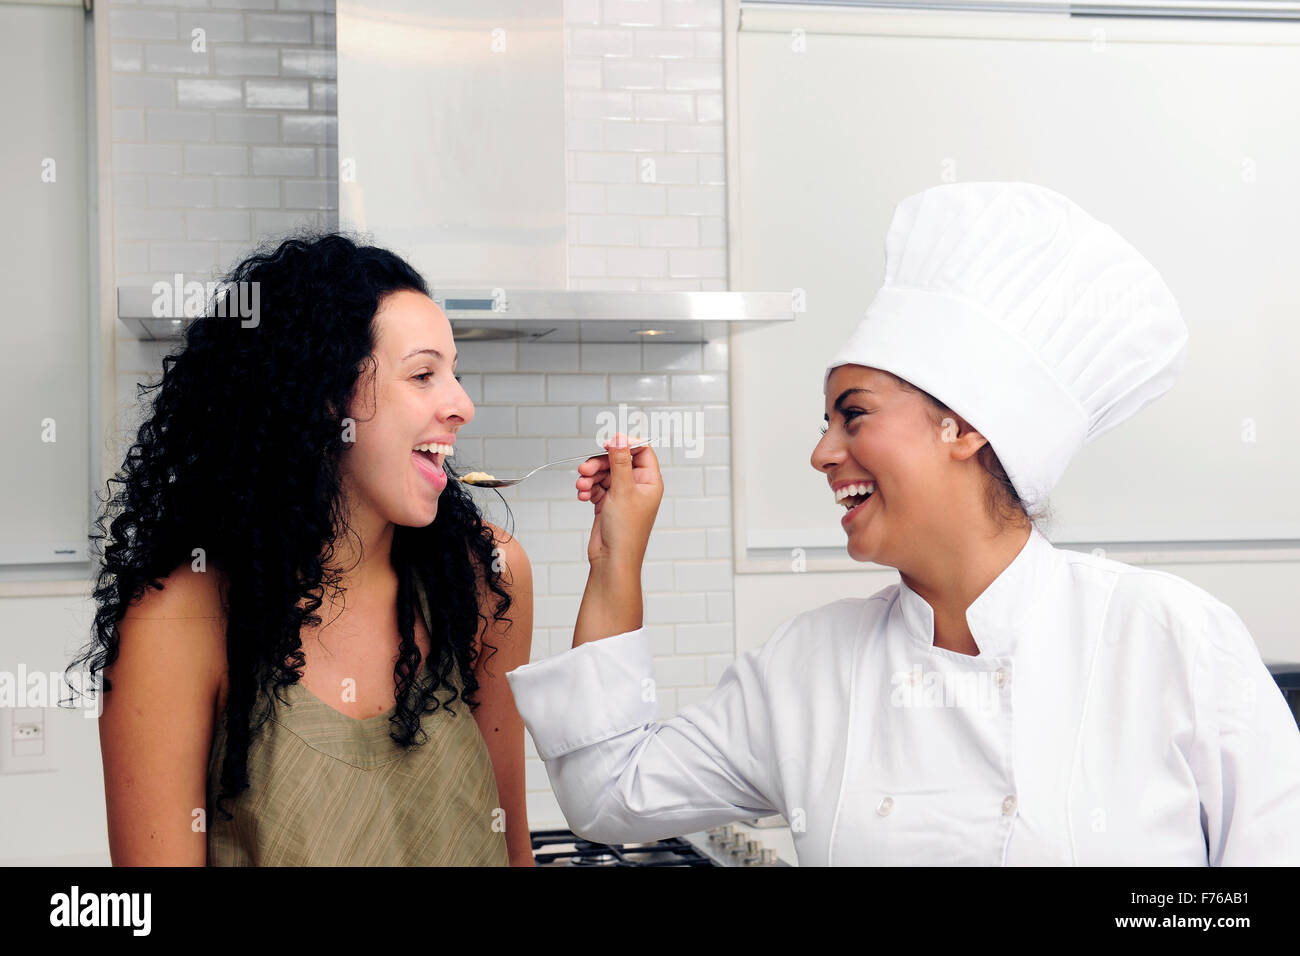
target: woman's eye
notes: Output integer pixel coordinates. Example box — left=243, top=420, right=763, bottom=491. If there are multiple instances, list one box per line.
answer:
left=454, top=374, right=462, bottom=383
left=821, top=409, right=864, bottom=435
left=414, top=372, right=432, bottom=382
left=819, top=422, right=829, bottom=436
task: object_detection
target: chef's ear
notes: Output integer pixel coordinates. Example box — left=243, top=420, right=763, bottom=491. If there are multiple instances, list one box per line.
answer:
left=937, top=412, right=988, bottom=461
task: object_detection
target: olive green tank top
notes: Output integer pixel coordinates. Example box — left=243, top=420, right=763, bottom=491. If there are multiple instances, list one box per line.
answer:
left=205, top=578, right=510, bottom=866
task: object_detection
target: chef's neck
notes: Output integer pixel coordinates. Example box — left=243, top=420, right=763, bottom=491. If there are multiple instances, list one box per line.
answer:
left=897, top=521, right=1032, bottom=657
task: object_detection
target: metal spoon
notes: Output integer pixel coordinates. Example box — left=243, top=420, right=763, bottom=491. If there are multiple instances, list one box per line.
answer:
left=458, top=439, right=654, bottom=488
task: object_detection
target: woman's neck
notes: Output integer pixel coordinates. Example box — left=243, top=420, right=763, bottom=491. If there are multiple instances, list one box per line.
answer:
left=327, top=503, right=397, bottom=595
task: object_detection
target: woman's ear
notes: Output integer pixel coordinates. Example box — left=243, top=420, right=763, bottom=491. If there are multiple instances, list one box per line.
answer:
left=938, top=412, right=988, bottom=461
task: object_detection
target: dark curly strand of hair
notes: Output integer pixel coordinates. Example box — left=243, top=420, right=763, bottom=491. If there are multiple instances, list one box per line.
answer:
left=66, top=231, right=514, bottom=822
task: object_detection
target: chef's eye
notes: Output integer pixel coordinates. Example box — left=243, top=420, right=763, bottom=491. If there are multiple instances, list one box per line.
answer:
left=819, top=421, right=828, bottom=436
left=455, top=374, right=462, bottom=383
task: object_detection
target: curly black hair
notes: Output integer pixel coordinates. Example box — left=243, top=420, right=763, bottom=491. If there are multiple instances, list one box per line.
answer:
left=67, top=231, right=514, bottom=821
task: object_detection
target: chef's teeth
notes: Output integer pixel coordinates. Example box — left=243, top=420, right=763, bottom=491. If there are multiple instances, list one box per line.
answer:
left=413, top=442, right=454, bottom=455
left=834, top=481, right=876, bottom=504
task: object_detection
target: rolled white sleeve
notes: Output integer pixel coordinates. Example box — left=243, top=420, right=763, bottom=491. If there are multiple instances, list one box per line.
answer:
left=506, top=628, right=782, bottom=845
left=1192, top=600, right=1300, bottom=865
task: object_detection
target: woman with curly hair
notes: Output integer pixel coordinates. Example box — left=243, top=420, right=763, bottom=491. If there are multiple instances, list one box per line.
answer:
left=73, top=233, right=534, bottom=866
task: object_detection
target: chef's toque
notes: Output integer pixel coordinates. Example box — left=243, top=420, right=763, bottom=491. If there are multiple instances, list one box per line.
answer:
left=823, top=181, right=1188, bottom=514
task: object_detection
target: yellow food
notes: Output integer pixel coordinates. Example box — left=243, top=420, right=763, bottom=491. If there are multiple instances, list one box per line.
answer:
left=459, top=471, right=497, bottom=484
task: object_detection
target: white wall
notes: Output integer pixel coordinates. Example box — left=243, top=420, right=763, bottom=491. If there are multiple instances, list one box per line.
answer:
left=0, top=591, right=106, bottom=865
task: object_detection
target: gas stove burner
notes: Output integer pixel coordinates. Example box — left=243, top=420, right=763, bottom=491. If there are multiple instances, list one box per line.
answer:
left=529, top=828, right=714, bottom=867
left=569, top=840, right=618, bottom=866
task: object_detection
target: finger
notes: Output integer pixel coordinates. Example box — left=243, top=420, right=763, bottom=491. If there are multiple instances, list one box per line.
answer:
left=605, top=433, right=635, bottom=495
left=578, top=461, right=609, bottom=484
left=578, top=479, right=609, bottom=502
left=629, top=442, right=662, bottom=485
left=629, top=441, right=657, bottom=469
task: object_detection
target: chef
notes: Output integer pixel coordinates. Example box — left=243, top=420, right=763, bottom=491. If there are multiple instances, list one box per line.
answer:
left=505, top=182, right=1300, bottom=865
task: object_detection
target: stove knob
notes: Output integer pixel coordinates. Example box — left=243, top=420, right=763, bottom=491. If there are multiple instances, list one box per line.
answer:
left=759, top=848, right=777, bottom=865
left=709, top=824, right=735, bottom=844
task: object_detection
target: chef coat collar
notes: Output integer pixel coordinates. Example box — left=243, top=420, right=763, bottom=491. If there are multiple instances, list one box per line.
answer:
left=896, top=524, right=1058, bottom=658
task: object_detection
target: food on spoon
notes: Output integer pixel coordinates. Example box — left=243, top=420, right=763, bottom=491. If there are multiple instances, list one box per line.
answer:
left=459, top=471, right=498, bottom=485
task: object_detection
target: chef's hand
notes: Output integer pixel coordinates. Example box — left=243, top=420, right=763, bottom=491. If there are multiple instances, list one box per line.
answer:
left=575, top=433, right=663, bottom=567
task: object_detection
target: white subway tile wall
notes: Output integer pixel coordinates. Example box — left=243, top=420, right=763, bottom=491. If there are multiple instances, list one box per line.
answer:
left=110, top=0, right=338, bottom=291
left=111, top=0, right=732, bottom=830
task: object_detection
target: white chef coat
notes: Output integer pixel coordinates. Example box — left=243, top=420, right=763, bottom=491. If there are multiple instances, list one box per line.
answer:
left=506, top=526, right=1300, bottom=865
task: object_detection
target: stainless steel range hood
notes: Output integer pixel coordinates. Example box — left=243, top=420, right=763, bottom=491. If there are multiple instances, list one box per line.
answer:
left=333, top=0, right=794, bottom=343
left=429, top=290, right=793, bottom=344
left=117, top=0, right=795, bottom=342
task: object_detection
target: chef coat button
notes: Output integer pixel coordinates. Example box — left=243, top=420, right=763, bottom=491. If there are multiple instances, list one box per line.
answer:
left=876, top=796, right=894, bottom=816
left=994, top=667, right=1010, bottom=688
left=1001, top=795, right=1017, bottom=816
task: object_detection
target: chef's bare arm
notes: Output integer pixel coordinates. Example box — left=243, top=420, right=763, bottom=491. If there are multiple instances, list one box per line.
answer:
left=569, top=433, right=661, bottom=649
left=573, top=557, right=642, bottom=649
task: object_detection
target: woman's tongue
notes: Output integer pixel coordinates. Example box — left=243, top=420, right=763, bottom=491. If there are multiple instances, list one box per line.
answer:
left=412, top=448, right=443, bottom=481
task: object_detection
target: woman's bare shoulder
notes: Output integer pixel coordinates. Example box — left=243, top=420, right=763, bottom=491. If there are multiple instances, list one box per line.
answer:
left=478, top=521, right=531, bottom=589
left=481, top=519, right=527, bottom=552
left=122, top=562, right=228, bottom=622
left=113, top=562, right=228, bottom=708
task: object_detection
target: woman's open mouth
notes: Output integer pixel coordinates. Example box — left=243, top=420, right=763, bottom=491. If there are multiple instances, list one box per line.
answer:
left=412, top=448, right=448, bottom=491
left=838, top=481, right=876, bottom=529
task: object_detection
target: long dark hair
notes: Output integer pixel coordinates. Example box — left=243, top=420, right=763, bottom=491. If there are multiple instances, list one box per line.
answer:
left=67, top=232, right=513, bottom=820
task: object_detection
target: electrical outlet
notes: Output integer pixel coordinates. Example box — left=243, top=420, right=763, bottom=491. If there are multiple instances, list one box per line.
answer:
left=0, top=706, right=54, bottom=773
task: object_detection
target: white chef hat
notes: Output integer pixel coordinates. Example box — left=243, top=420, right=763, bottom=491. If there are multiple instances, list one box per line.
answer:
left=823, top=181, right=1188, bottom=514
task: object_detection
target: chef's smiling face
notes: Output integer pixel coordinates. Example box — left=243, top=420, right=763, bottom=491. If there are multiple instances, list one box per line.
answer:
left=811, top=365, right=985, bottom=566
left=341, top=289, right=474, bottom=529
